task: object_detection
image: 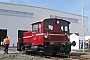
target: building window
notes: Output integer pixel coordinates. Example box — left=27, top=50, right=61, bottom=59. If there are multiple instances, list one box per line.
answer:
left=0, top=9, right=34, bottom=18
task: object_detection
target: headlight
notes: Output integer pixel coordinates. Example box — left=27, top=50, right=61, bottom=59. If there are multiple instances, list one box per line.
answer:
left=65, top=33, right=67, bottom=35
left=44, top=36, right=48, bottom=38
left=65, top=33, right=70, bottom=39
left=44, top=32, right=49, bottom=38
left=67, top=35, right=70, bottom=39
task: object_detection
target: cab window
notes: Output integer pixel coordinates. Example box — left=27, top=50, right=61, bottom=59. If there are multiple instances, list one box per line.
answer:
left=44, top=21, right=53, bottom=30
left=32, top=24, right=38, bottom=32
left=61, top=22, right=69, bottom=31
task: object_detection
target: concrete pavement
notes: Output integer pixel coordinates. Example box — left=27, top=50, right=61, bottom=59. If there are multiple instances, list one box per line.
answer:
left=0, top=47, right=19, bottom=54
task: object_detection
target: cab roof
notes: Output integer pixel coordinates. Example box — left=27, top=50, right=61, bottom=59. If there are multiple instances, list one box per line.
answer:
left=31, top=18, right=70, bottom=25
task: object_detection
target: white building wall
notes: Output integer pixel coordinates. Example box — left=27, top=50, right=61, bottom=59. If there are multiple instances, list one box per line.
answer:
left=0, top=2, right=89, bottom=46
left=0, top=14, right=34, bottom=46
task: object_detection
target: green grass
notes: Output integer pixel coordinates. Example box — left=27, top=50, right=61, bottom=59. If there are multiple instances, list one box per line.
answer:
left=0, top=58, right=16, bottom=60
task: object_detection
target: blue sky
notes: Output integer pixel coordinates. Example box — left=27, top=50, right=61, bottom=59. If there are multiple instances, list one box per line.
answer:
left=0, top=0, right=90, bottom=33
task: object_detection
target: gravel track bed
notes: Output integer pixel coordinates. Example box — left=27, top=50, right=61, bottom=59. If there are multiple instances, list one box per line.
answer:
left=0, top=53, right=90, bottom=60
left=0, top=47, right=90, bottom=60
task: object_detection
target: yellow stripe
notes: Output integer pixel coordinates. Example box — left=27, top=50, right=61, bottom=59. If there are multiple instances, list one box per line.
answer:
left=49, top=34, right=65, bottom=36
left=36, top=33, right=44, bottom=36
left=23, top=33, right=69, bottom=38
left=36, top=33, right=66, bottom=36
left=23, top=36, right=32, bottom=38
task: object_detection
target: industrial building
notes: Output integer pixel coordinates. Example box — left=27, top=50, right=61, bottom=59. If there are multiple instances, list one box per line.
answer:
left=0, top=2, right=88, bottom=46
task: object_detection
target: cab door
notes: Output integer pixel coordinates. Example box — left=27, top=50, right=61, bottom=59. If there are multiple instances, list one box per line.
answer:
left=37, top=23, right=43, bottom=45
left=32, top=24, right=38, bottom=45
left=32, top=23, right=43, bottom=45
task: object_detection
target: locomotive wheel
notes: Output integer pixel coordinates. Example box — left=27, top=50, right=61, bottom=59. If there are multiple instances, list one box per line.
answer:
left=52, top=53, right=57, bottom=56
left=38, top=50, right=44, bottom=56
left=65, top=47, right=71, bottom=54
left=38, top=52, right=44, bottom=56
left=65, top=51, right=70, bottom=54
left=17, top=49, right=22, bottom=51
left=26, top=51, right=30, bottom=55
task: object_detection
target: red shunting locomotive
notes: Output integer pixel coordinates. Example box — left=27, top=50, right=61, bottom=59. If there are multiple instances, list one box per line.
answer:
left=17, top=18, right=76, bottom=55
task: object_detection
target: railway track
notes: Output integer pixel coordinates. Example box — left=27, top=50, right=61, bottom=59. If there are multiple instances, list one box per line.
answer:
left=23, top=52, right=90, bottom=60
left=1, top=47, right=90, bottom=60
left=0, top=52, right=90, bottom=60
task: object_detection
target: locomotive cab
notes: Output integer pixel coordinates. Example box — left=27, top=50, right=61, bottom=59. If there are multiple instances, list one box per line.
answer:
left=17, top=18, right=76, bottom=55
left=42, top=19, right=75, bottom=55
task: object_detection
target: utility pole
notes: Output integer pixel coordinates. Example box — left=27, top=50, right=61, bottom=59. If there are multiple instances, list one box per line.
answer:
left=82, top=0, right=85, bottom=53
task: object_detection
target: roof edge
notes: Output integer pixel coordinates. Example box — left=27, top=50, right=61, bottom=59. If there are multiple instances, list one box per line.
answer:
left=0, top=2, right=89, bottom=18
